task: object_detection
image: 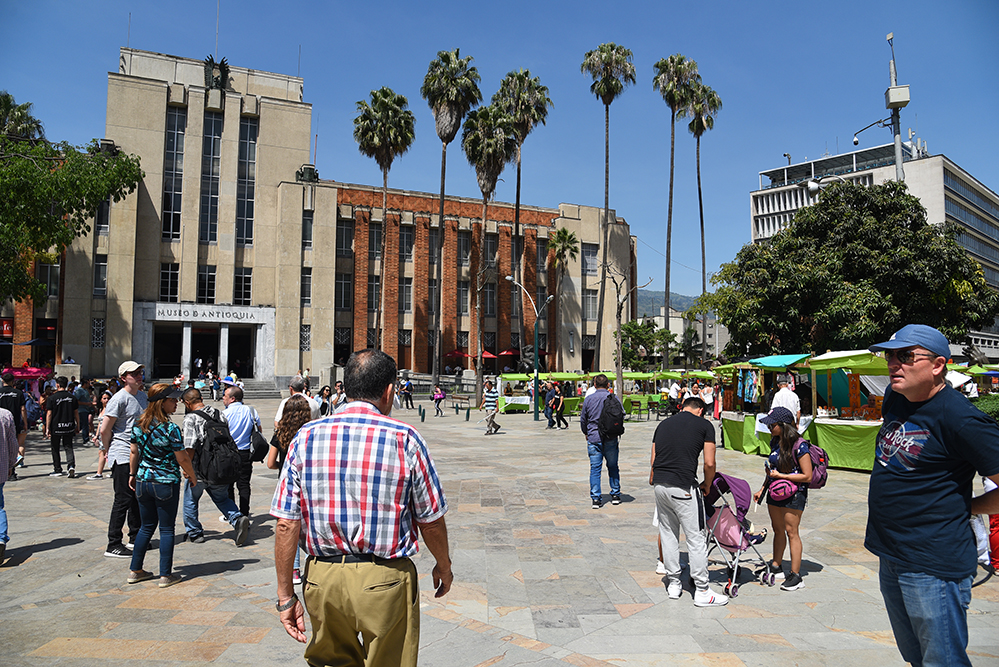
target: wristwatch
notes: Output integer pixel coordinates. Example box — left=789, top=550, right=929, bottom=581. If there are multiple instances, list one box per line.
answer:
left=276, top=593, right=299, bottom=612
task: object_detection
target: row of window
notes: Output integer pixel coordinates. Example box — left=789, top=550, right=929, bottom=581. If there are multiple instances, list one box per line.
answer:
left=156, top=263, right=253, bottom=305
left=298, top=326, right=548, bottom=354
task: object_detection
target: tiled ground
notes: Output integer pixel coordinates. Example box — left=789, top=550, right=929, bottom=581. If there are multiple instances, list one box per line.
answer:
left=2, top=397, right=998, bottom=666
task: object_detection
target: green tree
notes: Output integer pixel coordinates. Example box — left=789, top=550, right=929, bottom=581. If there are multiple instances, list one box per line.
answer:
left=581, top=43, right=635, bottom=372
left=353, top=86, right=416, bottom=349
left=0, top=91, right=44, bottom=140
left=653, top=54, right=700, bottom=369
left=697, top=181, right=999, bottom=355
left=678, top=313, right=701, bottom=369
left=617, top=320, right=658, bottom=371
left=549, top=226, right=579, bottom=371
left=461, top=104, right=516, bottom=402
left=492, top=70, right=553, bottom=355
left=0, top=136, right=143, bottom=303
left=686, top=81, right=721, bottom=365
left=422, top=49, right=482, bottom=386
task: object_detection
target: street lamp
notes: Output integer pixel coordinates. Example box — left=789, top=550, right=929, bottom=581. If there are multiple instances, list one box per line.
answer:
left=506, top=275, right=554, bottom=421
left=852, top=32, right=909, bottom=182
left=801, top=173, right=849, bottom=195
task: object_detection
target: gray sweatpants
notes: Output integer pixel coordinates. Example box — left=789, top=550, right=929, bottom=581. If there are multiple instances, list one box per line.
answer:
left=654, top=484, right=710, bottom=590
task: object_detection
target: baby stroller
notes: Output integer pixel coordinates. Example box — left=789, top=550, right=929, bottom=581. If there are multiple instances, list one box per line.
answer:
left=703, top=472, right=771, bottom=597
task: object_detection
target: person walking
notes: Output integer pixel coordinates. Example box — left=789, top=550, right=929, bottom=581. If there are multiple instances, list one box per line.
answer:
left=866, top=324, right=999, bottom=666
left=267, top=394, right=314, bottom=585
left=0, top=405, right=18, bottom=563
left=271, top=349, right=452, bottom=666
left=0, top=373, right=27, bottom=473
left=400, top=377, right=415, bottom=410
left=479, top=380, right=501, bottom=435
left=126, top=384, right=197, bottom=588
left=316, top=385, right=333, bottom=416
left=44, top=376, right=79, bottom=478
left=769, top=375, right=801, bottom=427
left=579, top=374, right=622, bottom=509
left=179, top=388, right=250, bottom=546
left=87, top=389, right=113, bottom=480
left=752, top=406, right=812, bottom=591
left=74, top=378, right=95, bottom=444
left=554, top=384, right=569, bottom=430
left=433, top=384, right=446, bottom=417
left=222, top=385, right=261, bottom=518
left=274, top=377, right=320, bottom=429
left=544, top=382, right=557, bottom=429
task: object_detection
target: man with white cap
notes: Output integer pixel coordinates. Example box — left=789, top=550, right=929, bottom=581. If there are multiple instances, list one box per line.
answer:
left=867, top=324, right=999, bottom=667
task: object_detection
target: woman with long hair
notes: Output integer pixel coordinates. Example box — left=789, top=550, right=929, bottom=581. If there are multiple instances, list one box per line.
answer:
left=554, top=384, right=569, bottom=430
left=753, top=406, right=813, bottom=592
left=87, top=389, right=114, bottom=480
left=316, top=385, right=333, bottom=416
left=433, top=384, right=446, bottom=417
left=127, top=383, right=197, bottom=588
left=267, top=394, right=314, bottom=585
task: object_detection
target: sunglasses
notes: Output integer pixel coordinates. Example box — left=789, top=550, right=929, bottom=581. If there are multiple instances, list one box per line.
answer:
left=884, top=349, right=939, bottom=365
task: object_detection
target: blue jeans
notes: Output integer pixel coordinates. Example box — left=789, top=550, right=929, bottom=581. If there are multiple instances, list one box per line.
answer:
left=545, top=405, right=554, bottom=428
left=879, top=557, right=973, bottom=667
left=131, top=480, right=180, bottom=577
left=183, top=479, right=242, bottom=538
left=0, top=482, right=8, bottom=544
left=587, top=439, right=620, bottom=501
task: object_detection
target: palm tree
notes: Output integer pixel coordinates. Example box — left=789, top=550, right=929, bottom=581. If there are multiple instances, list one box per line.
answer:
left=581, top=43, right=635, bottom=373
left=422, top=49, right=482, bottom=387
left=462, top=104, right=516, bottom=403
left=0, top=91, right=44, bottom=140
left=653, top=54, right=700, bottom=369
left=492, top=70, right=553, bottom=354
left=686, top=82, right=722, bottom=367
left=549, top=226, right=579, bottom=372
left=353, top=87, right=416, bottom=349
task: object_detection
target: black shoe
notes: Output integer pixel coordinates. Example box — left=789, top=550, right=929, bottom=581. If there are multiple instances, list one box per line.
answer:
left=768, top=561, right=785, bottom=580
left=0, top=542, right=5, bottom=562
left=611, top=495, right=621, bottom=505
left=781, top=571, right=804, bottom=591
left=591, top=498, right=601, bottom=510
left=67, top=468, right=76, bottom=479
left=190, top=534, right=206, bottom=544
left=234, top=516, right=250, bottom=546
left=104, top=544, right=132, bottom=558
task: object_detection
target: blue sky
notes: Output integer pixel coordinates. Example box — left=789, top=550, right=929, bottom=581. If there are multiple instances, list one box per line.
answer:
left=3, top=0, right=997, bottom=300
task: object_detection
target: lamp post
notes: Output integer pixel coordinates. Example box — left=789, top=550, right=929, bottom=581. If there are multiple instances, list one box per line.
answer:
left=506, top=275, right=554, bottom=421
left=801, top=173, right=849, bottom=196
left=852, top=33, right=909, bottom=182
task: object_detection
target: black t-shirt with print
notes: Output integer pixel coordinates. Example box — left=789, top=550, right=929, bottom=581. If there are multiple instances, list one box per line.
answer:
left=652, top=410, right=716, bottom=489
left=0, top=385, right=26, bottom=432
left=46, top=390, right=79, bottom=434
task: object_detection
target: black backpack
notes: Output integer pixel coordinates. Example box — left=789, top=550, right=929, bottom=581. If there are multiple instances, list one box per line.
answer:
left=192, top=410, right=241, bottom=486
left=598, top=393, right=626, bottom=439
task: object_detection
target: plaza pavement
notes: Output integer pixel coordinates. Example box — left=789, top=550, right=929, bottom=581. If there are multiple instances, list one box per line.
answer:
left=2, top=396, right=998, bottom=667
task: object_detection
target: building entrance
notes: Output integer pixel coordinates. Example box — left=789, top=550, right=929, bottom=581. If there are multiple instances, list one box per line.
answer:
left=191, top=328, right=219, bottom=376
left=153, top=324, right=183, bottom=379
left=229, top=326, right=255, bottom=379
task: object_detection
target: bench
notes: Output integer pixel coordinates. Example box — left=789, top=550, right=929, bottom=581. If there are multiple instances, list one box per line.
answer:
left=450, top=395, right=472, bottom=410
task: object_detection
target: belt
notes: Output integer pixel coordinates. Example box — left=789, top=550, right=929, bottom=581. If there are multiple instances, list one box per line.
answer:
left=311, top=553, right=401, bottom=564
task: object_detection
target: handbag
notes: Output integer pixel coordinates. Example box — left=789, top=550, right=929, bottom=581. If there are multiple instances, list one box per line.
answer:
left=250, top=428, right=269, bottom=462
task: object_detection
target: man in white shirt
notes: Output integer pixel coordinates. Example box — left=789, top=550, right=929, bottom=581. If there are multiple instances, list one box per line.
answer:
left=274, top=376, right=320, bottom=428
left=769, top=375, right=801, bottom=427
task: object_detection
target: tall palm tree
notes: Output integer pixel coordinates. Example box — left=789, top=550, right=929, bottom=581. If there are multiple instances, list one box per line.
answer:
left=580, top=43, right=635, bottom=373
left=461, top=104, right=516, bottom=403
left=653, top=54, right=700, bottom=369
left=422, top=49, right=482, bottom=386
left=549, top=226, right=579, bottom=372
left=492, top=70, right=553, bottom=354
left=353, top=87, right=416, bottom=350
left=686, top=82, right=722, bottom=367
left=0, top=91, right=45, bottom=140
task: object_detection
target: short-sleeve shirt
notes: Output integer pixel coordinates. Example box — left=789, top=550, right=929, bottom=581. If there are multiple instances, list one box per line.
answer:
left=224, top=401, right=260, bottom=450
left=0, top=385, right=26, bottom=433
left=483, top=389, right=499, bottom=411
left=770, top=387, right=800, bottom=418
left=865, top=385, right=999, bottom=578
left=131, top=420, right=184, bottom=484
left=766, top=437, right=810, bottom=474
left=46, top=390, right=78, bottom=434
left=105, top=390, right=148, bottom=466
left=651, top=410, right=716, bottom=489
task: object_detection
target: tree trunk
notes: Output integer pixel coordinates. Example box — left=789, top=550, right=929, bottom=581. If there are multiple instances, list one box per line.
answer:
left=377, top=169, right=389, bottom=350
left=615, top=288, right=625, bottom=396
left=514, top=145, right=526, bottom=360
left=697, top=136, right=707, bottom=367
left=594, top=103, right=610, bottom=374
left=431, top=141, right=447, bottom=387
left=476, top=197, right=487, bottom=406
left=555, top=266, right=564, bottom=372
left=664, top=109, right=676, bottom=370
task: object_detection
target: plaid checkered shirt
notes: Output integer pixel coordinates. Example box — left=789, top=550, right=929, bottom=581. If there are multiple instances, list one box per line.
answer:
left=270, top=401, right=448, bottom=559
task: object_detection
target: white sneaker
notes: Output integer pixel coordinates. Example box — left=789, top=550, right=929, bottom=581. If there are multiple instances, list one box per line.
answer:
left=656, top=560, right=667, bottom=575
left=667, top=580, right=682, bottom=599
left=693, top=587, right=729, bottom=607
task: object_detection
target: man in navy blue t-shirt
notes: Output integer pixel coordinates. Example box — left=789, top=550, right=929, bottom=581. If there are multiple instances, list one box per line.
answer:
left=867, top=324, right=999, bottom=667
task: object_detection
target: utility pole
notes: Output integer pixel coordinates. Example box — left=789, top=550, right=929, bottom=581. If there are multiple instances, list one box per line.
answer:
left=886, top=32, right=909, bottom=182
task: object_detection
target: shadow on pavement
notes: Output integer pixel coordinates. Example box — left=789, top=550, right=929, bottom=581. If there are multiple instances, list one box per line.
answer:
left=1, top=537, right=85, bottom=567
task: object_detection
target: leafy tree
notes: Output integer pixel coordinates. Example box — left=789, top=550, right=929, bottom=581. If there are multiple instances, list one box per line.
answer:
left=697, top=181, right=999, bottom=355
left=422, top=49, right=482, bottom=386
left=678, top=314, right=701, bottom=369
left=0, top=91, right=44, bottom=140
left=549, top=226, right=579, bottom=371
left=581, top=43, right=635, bottom=371
left=353, top=87, right=416, bottom=349
left=492, top=70, right=553, bottom=353
left=653, top=54, right=700, bottom=369
left=686, top=81, right=721, bottom=365
left=1, top=136, right=143, bottom=304
left=461, top=104, right=516, bottom=402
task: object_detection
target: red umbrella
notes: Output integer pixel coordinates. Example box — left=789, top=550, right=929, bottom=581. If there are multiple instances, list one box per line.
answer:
left=498, top=348, right=520, bottom=356
left=2, top=366, right=50, bottom=379
left=444, top=349, right=470, bottom=358
left=481, top=350, right=497, bottom=359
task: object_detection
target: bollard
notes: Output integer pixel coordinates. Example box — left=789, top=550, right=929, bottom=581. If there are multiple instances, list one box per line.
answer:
left=465, top=408, right=470, bottom=421
left=421, top=410, right=425, bottom=422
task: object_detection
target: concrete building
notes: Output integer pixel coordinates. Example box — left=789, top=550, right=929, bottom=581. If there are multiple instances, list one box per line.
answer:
left=751, top=142, right=999, bottom=358
left=55, top=48, right=636, bottom=384
left=641, top=307, right=730, bottom=365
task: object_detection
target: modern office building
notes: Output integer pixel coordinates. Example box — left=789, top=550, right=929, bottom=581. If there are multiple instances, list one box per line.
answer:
left=751, top=141, right=999, bottom=358
left=50, top=48, right=636, bottom=383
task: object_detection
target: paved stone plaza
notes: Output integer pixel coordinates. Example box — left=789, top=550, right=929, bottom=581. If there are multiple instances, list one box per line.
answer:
left=2, top=397, right=998, bottom=666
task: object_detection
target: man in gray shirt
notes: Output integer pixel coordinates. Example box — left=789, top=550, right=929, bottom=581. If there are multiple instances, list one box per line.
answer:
left=99, top=361, right=148, bottom=558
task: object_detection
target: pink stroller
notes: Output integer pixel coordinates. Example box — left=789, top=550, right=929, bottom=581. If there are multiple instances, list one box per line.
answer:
left=703, top=472, right=771, bottom=597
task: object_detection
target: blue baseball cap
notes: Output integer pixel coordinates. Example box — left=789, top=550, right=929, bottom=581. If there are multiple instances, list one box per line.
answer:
left=760, top=406, right=796, bottom=427
left=868, top=324, right=951, bottom=360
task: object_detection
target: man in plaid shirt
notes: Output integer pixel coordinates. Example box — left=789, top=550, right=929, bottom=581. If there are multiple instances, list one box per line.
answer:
left=271, top=349, right=451, bottom=666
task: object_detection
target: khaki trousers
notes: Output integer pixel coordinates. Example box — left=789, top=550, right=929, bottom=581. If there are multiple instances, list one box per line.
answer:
left=302, top=555, right=420, bottom=667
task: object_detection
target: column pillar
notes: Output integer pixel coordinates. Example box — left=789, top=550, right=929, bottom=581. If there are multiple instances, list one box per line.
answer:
left=218, top=323, right=229, bottom=376
left=180, top=322, right=192, bottom=380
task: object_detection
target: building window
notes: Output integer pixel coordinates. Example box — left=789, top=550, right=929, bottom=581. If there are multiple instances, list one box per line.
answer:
left=537, top=284, right=548, bottom=313
left=511, top=332, right=520, bottom=349
left=582, top=243, right=599, bottom=276
left=484, top=233, right=498, bottom=267
left=429, top=228, right=439, bottom=265
left=336, top=217, right=353, bottom=256
left=457, top=331, right=469, bottom=348
left=400, top=226, right=414, bottom=261
left=484, top=282, right=496, bottom=317
left=367, top=275, right=380, bottom=311
left=367, top=328, right=377, bottom=348
left=91, top=318, right=106, bottom=349
left=37, top=263, right=59, bottom=298
left=369, top=222, right=382, bottom=260
left=538, top=333, right=547, bottom=349
left=484, top=331, right=496, bottom=351
left=234, top=267, right=252, bottom=306
left=583, top=334, right=596, bottom=350
left=160, top=263, right=179, bottom=302
left=536, top=239, right=548, bottom=273
left=96, top=198, right=110, bottom=237
left=429, top=278, right=437, bottom=316
left=301, top=268, right=312, bottom=307
left=583, top=288, right=598, bottom=320
left=162, top=106, right=185, bottom=240
left=302, top=210, right=314, bottom=249
left=399, top=329, right=412, bottom=346
left=199, top=111, right=223, bottom=243
left=93, top=255, right=107, bottom=297
left=458, top=280, right=469, bottom=315
left=399, top=277, right=412, bottom=313
left=335, top=327, right=351, bottom=345
left=510, top=285, right=521, bottom=313
left=458, top=231, right=471, bottom=266
left=335, top=273, right=352, bottom=310
left=300, top=324, right=311, bottom=352
left=196, top=265, right=216, bottom=304
left=236, top=117, right=257, bottom=246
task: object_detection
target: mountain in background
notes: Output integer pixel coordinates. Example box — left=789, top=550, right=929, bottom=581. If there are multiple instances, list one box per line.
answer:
left=635, top=290, right=697, bottom=318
